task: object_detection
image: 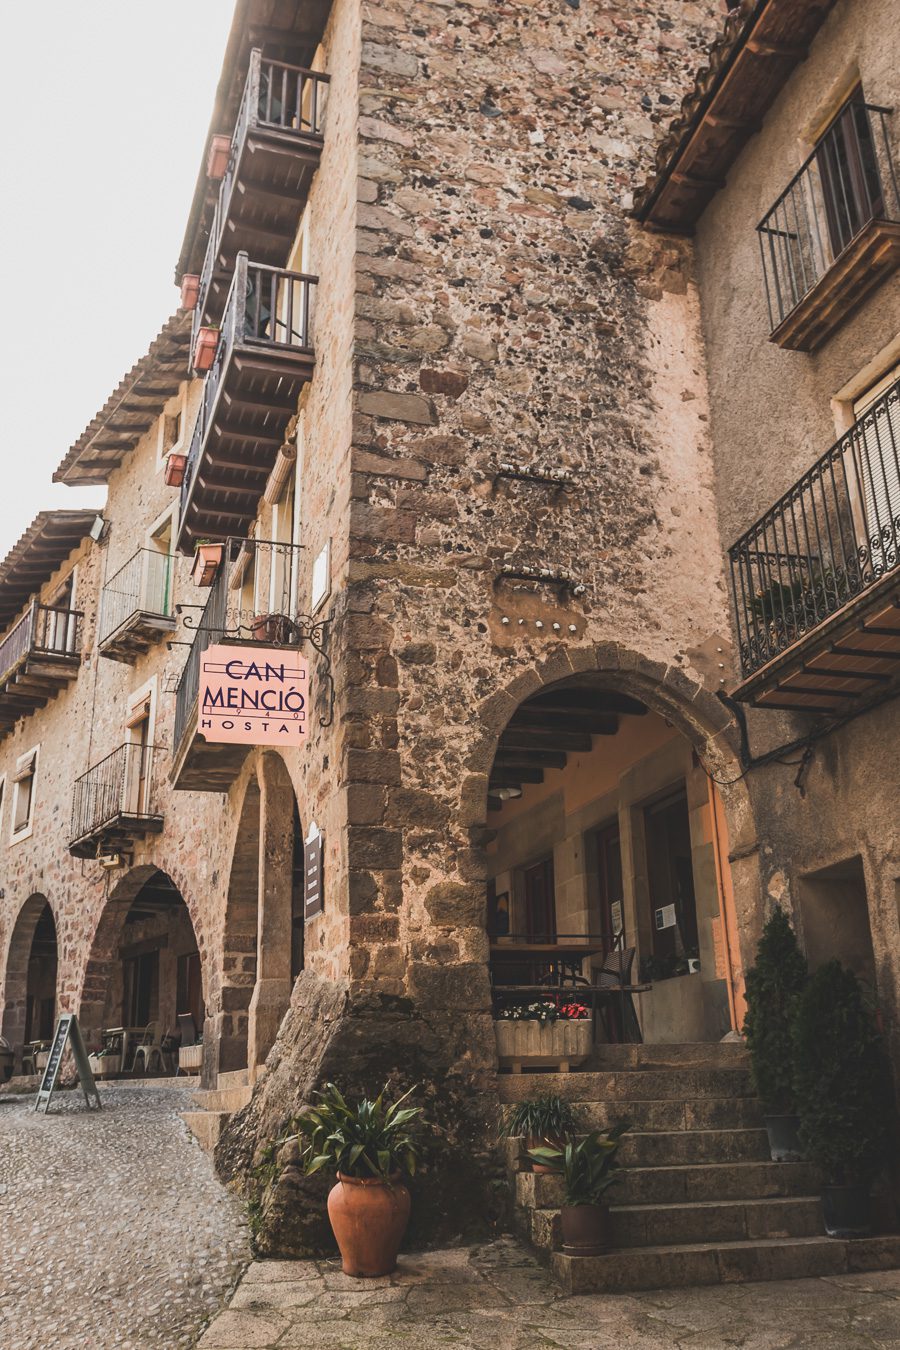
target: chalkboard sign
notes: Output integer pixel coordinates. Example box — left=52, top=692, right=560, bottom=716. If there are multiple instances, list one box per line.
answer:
left=304, top=830, right=324, bottom=920
left=34, top=1013, right=102, bottom=1114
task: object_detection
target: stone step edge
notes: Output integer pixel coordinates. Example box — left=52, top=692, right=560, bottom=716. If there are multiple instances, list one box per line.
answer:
left=528, top=1195, right=821, bottom=1216
left=550, top=1233, right=900, bottom=1294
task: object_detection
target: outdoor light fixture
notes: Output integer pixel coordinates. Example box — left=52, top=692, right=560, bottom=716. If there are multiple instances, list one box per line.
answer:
left=492, top=786, right=523, bottom=801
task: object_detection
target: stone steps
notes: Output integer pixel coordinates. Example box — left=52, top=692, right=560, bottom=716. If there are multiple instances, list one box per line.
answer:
left=585, top=1043, right=749, bottom=1071
left=619, top=1127, right=771, bottom=1168
left=499, top=1068, right=755, bottom=1103
left=526, top=1195, right=823, bottom=1253
left=518, top=1159, right=821, bottom=1208
left=181, top=1068, right=251, bottom=1152
left=551, top=1234, right=900, bottom=1294
left=575, top=1095, right=764, bottom=1132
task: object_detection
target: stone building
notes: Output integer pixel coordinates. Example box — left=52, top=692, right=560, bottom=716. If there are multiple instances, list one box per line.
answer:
left=1, top=0, right=899, bottom=1291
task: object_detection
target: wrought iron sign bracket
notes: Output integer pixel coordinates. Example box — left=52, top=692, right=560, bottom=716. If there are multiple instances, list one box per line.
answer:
left=492, top=460, right=575, bottom=489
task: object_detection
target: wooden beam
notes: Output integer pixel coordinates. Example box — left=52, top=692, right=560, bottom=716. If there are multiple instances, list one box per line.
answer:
left=833, top=645, right=900, bottom=661
left=499, top=729, right=593, bottom=753
left=510, top=710, right=619, bottom=735
left=804, top=665, right=892, bottom=682
left=746, top=37, right=808, bottom=60
left=489, top=767, right=544, bottom=786
left=493, top=749, right=568, bottom=770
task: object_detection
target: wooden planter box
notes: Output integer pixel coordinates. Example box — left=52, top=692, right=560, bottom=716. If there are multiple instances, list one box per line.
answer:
left=88, top=1054, right=122, bottom=1080
left=178, top=1044, right=203, bottom=1075
left=495, top=1019, right=592, bottom=1073
left=164, top=453, right=187, bottom=487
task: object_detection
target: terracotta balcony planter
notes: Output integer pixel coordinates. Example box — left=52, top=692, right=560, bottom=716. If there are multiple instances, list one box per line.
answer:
left=206, top=134, right=231, bottom=181
left=494, top=1019, right=592, bottom=1073
left=180, top=273, right=200, bottom=311
left=251, top=613, right=295, bottom=644
left=192, top=542, right=224, bottom=587
left=192, top=326, right=219, bottom=373
left=164, top=453, right=187, bottom=488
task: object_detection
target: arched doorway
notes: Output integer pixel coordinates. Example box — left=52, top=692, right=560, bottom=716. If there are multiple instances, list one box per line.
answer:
left=484, top=671, right=751, bottom=1050
left=1, top=895, right=58, bottom=1068
left=79, top=867, right=205, bottom=1073
left=219, top=755, right=305, bottom=1081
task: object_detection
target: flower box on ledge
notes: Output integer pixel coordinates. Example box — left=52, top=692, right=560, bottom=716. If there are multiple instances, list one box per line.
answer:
left=192, top=542, right=224, bottom=587
left=206, top=134, right=231, bottom=181
left=88, top=1053, right=122, bottom=1080
left=495, top=1009, right=592, bottom=1074
left=164, top=453, right=187, bottom=488
left=192, top=325, right=219, bottom=373
left=180, top=273, right=200, bottom=311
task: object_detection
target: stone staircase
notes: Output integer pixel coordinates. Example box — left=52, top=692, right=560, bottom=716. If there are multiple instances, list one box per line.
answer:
left=503, top=1043, right=900, bottom=1293
left=182, top=1069, right=251, bottom=1152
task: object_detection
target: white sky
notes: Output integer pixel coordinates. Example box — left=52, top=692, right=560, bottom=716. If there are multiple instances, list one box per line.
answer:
left=0, top=2, right=234, bottom=557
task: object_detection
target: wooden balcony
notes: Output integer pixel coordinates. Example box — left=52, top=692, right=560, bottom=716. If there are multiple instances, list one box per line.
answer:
left=69, top=742, right=164, bottom=860
left=193, top=50, right=328, bottom=335
left=177, top=255, right=315, bottom=553
left=171, top=537, right=306, bottom=791
left=97, top=549, right=176, bottom=663
left=729, top=375, right=900, bottom=715
left=0, top=604, right=82, bottom=738
left=758, top=102, right=900, bottom=352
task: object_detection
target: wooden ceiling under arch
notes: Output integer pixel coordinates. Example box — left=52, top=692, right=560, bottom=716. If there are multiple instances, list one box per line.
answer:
left=488, top=687, right=649, bottom=809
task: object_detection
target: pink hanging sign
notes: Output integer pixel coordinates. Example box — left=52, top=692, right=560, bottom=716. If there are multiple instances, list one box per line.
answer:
left=197, top=644, right=309, bottom=746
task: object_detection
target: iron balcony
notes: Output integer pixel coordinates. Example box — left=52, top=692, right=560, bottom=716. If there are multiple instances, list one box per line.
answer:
left=0, top=603, right=83, bottom=739
left=68, top=742, right=164, bottom=860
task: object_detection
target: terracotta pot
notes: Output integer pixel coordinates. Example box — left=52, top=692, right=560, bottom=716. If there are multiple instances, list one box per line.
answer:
left=560, top=1202, right=612, bottom=1256
left=251, top=613, right=294, bottom=644
left=327, top=1173, right=411, bottom=1278
left=192, top=326, right=219, bottom=373
left=206, top=134, right=231, bottom=180
left=164, top=453, right=187, bottom=488
left=180, top=274, right=200, bottom=311
left=525, top=1134, right=565, bottom=1175
left=192, top=543, right=224, bottom=587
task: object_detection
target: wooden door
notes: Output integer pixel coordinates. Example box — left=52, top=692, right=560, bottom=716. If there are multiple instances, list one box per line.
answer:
left=523, top=857, right=556, bottom=942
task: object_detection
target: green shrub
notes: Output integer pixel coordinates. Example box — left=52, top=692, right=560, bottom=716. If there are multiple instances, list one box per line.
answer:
left=295, top=1082, right=423, bottom=1182
left=792, top=960, right=895, bottom=1185
left=742, top=907, right=807, bottom=1113
left=500, top=1094, right=580, bottom=1142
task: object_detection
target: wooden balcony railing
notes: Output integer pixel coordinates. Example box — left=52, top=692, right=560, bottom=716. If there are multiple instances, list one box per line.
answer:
left=0, top=603, right=82, bottom=685
left=758, top=101, right=900, bottom=350
left=193, top=50, right=329, bottom=337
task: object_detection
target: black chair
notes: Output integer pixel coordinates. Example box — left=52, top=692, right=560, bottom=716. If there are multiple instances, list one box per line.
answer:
left=592, top=946, right=647, bottom=1044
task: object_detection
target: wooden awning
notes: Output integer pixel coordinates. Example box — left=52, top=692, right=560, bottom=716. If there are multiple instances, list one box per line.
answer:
left=634, top=0, right=838, bottom=234
left=0, top=511, right=97, bottom=632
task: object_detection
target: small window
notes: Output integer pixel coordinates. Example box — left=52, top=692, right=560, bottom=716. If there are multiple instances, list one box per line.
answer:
left=11, top=748, right=38, bottom=840
left=0, top=775, right=5, bottom=838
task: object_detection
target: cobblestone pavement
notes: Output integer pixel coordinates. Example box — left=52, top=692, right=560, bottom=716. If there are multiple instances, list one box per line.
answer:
left=199, top=1237, right=900, bottom=1350
left=0, top=1082, right=250, bottom=1350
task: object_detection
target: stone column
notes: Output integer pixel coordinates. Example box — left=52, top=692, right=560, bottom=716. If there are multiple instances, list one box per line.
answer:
left=247, top=755, right=296, bottom=1081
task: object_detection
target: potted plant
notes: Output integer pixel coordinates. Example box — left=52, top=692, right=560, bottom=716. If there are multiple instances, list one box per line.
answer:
left=494, top=998, right=593, bottom=1072
left=743, top=907, right=807, bottom=1161
left=793, top=960, right=895, bottom=1237
left=180, top=273, right=201, bottom=311
left=88, top=1046, right=122, bottom=1080
left=206, top=134, right=231, bottom=180
left=295, top=1082, right=423, bottom=1278
left=192, top=325, right=220, bottom=373
left=501, top=1094, right=581, bottom=1173
left=251, top=613, right=295, bottom=644
left=528, top=1123, right=630, bottom=1256
left=164, top=453, right=187, bottom=488
left=192, top=541, right=224, bottom=587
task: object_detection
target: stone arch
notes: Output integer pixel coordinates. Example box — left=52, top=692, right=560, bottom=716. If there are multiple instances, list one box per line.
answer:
left=1, top=893, right=58, bottom=1066
left=470, top=644, right=762, bottom=1043
left=78, top=864, right=207, bottom=1053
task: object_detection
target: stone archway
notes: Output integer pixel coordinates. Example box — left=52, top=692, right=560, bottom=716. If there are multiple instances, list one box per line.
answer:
left=1, top=894, right=58, bottom=1068
left=470, top=647, right=761, bottom=1048
left=78, top=865, right=207, bottom=1062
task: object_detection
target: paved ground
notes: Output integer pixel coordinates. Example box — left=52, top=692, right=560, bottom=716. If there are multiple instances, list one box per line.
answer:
left=0, top=1082, right=249, bottom=1350
left=200, top=1237, right=900, bottom=1350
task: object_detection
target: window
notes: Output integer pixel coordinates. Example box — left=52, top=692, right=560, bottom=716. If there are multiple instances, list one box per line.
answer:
left=522, top=856, right=556, bottom=943
left=594, top=823, right=625, bottom=952
left=815, top=88, right=884, bottom=258
left=146, top=508, right=176, bottom=617
left=125, top=686, right=155, bottom=817
left=11, top=747, right=38, bottom=841
left=642, top=787, right=698, bottom=981
left=852, top=363, right=900, bottom=573
left=156, top=387, right=187, bottom=470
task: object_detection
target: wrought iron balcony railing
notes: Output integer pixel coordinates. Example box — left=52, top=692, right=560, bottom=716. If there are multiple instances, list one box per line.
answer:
left=193, top=50, right=329, bottom=337
left=178, top=254, right=316, bottom=549
left=0, top=603, right=82, bottom=686
left=758, top=101, right=900, bottom=344
left=173, top=537, right=306, bottom=756
left=729, top=374, right=900, bottom=678
left=69, top=741, right=164, bottom=856
left=98, top=549, right=174, bottom=648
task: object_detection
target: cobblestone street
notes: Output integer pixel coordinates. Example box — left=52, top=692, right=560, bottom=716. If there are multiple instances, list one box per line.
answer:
left=201, top=1238, right=900, bottom=1350
left=0, top=1083, right=249, bottom=1350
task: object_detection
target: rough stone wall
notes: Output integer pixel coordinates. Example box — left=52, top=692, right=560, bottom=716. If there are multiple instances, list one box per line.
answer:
left=218, top=0, right=762, bottom=1254
left=691, top=0, right=900, bottom=1062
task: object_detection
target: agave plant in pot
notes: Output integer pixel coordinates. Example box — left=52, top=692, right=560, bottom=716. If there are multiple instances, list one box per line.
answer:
left=528, top=1123, right=630, bottom=1256
left=743, top=907, right=807, bottom=1161
left=500, top=1094, right=581, bottom=1174
left=793, top=960, right=896, bottom=1238
left=295, top=1082, right=423, bottom=1278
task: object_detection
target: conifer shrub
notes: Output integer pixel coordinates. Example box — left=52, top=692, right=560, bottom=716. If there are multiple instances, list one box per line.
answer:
left=792, top=960, right=895, bottom=1185
left=742, top=907, right=807, bottom=1113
